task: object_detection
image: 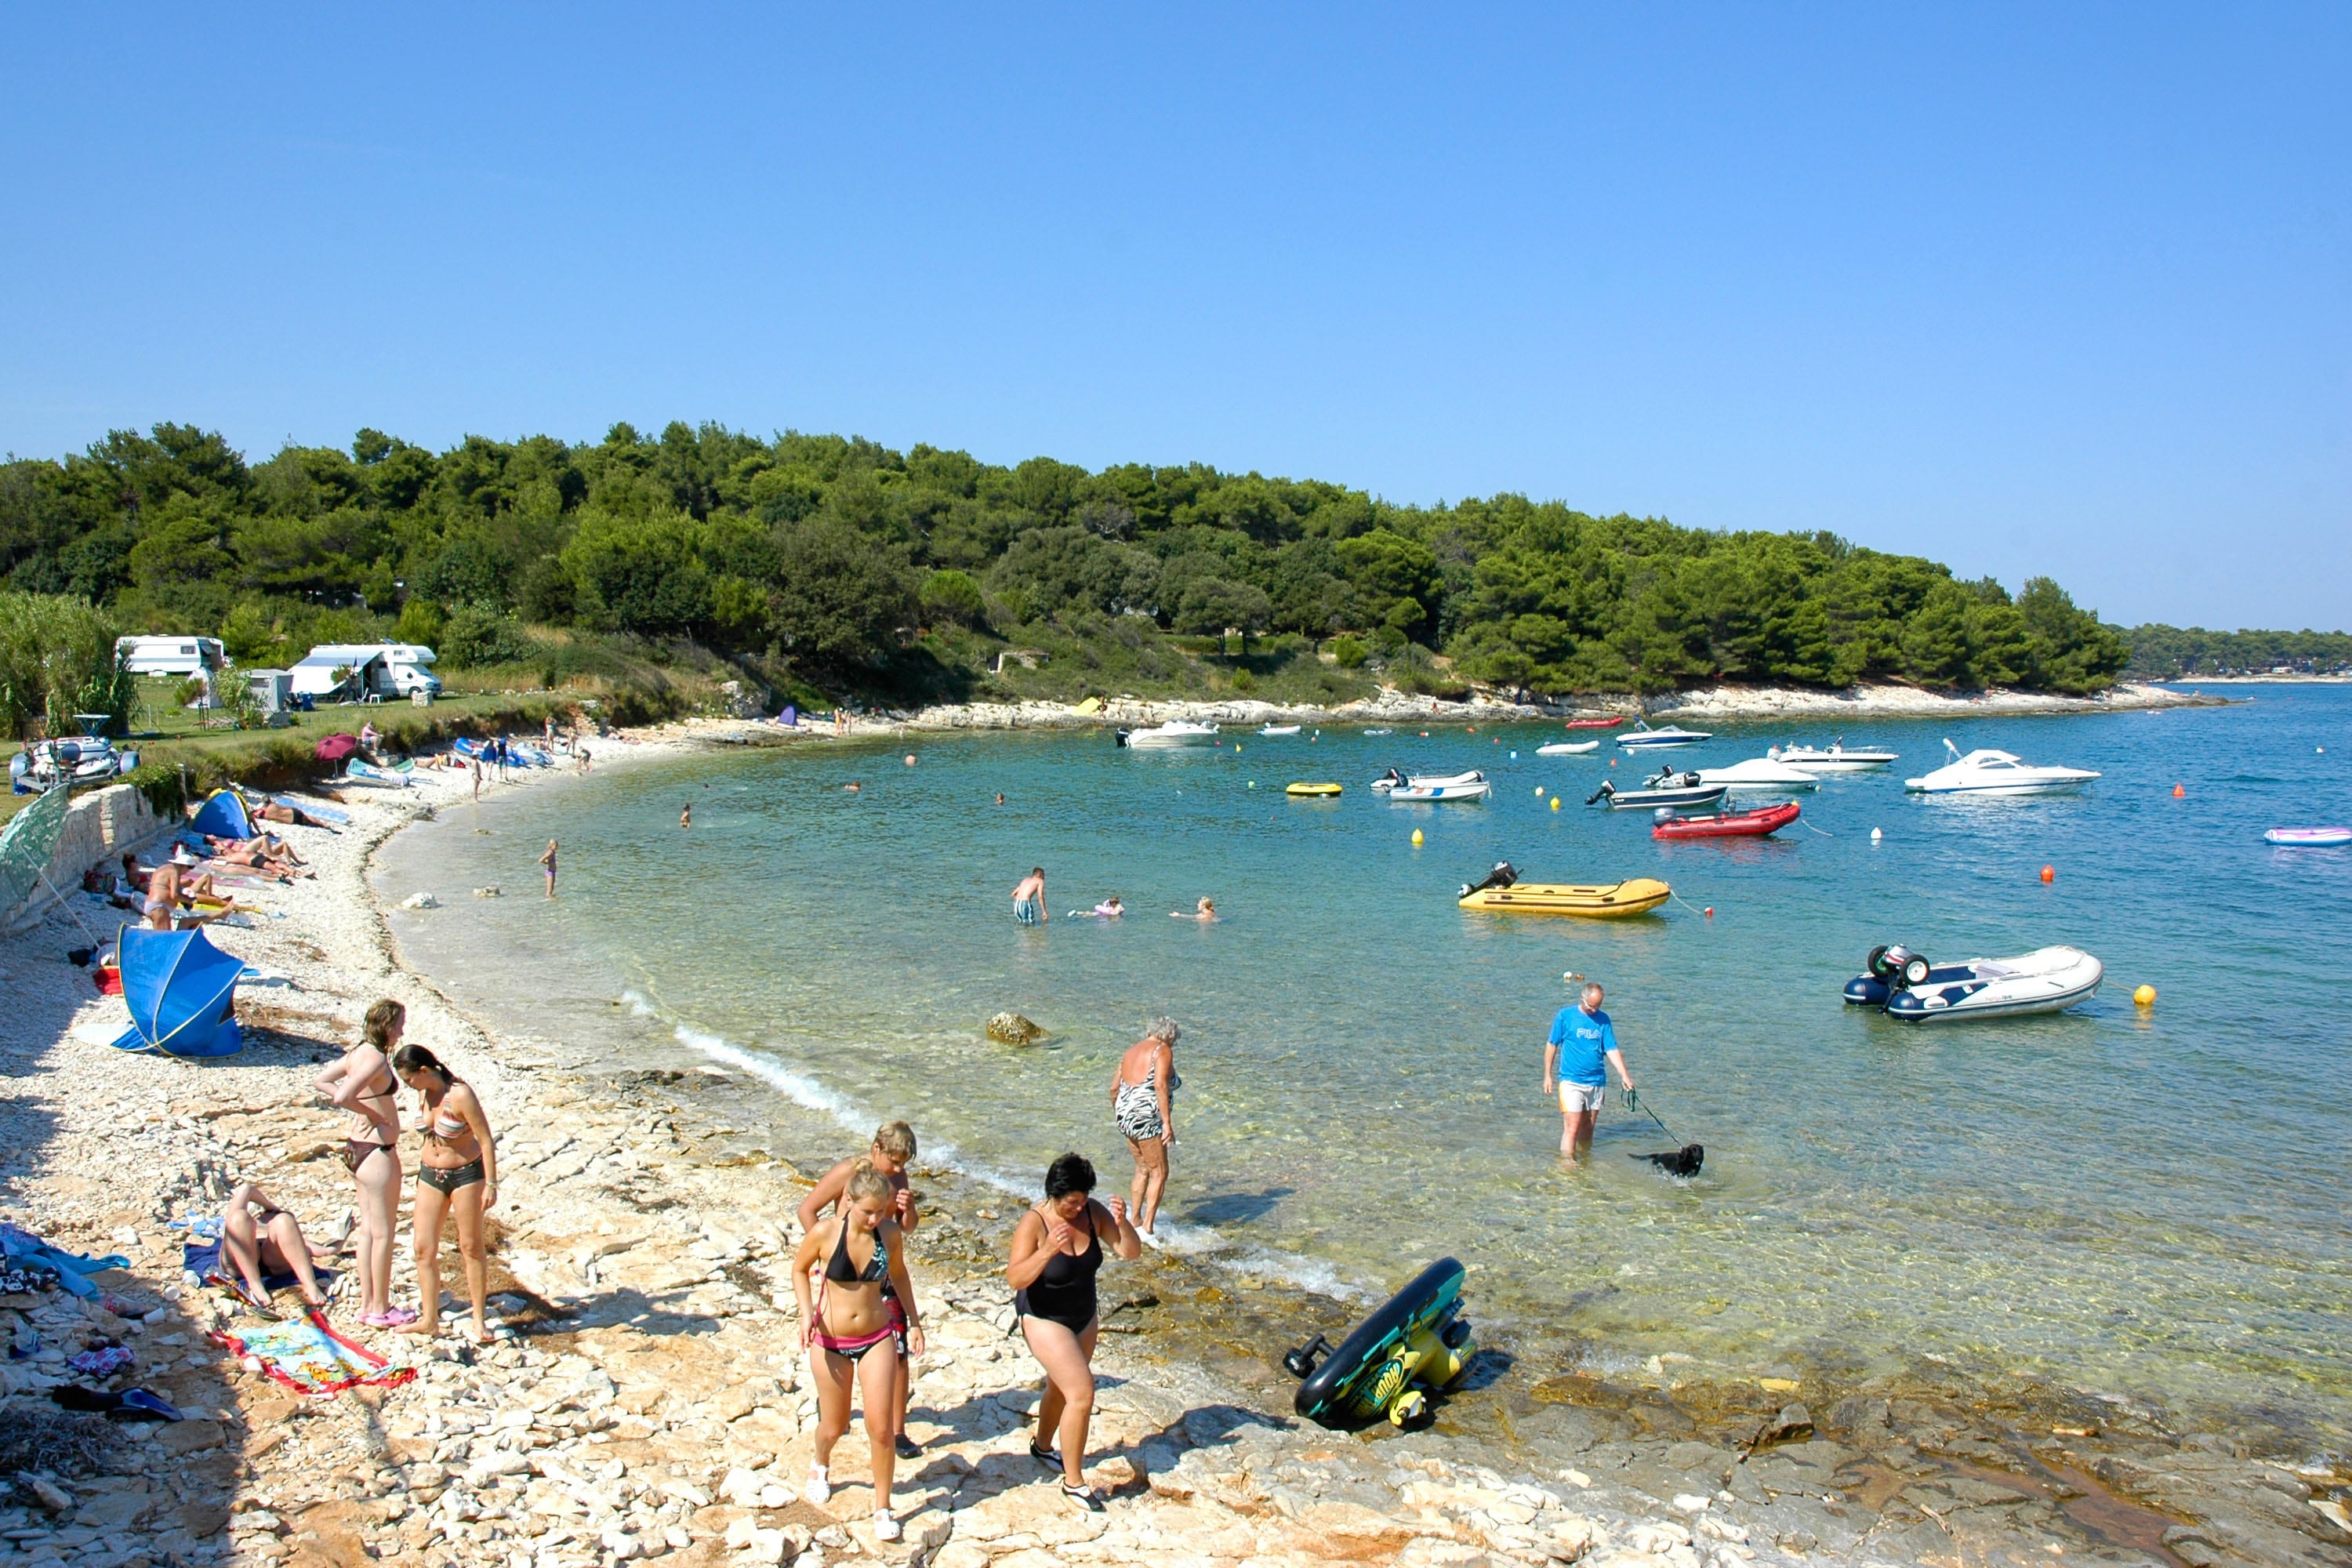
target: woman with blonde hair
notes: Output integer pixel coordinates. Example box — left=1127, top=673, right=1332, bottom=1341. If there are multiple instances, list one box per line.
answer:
left=1110, top=1019, right=1181, bottom=1236
left=792, top=1162, right=926, bottom=1541
left=394, top=1044, right=501, bottom=1343
left=312, top=999, right=410, bottom=1327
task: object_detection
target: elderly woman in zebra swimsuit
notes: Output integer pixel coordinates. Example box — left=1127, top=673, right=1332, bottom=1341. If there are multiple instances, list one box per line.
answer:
left=1109, top=1018, right=1181, bottom=1237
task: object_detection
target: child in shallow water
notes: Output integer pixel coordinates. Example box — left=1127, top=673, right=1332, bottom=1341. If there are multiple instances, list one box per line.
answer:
left=1171, top=896, right=1217, bottom=921
left=1090, top=895, right=1123, bottom=918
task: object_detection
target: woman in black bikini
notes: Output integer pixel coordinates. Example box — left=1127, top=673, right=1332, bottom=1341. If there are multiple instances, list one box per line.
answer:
left=1006, top=1152, right=1143, bottom=1510
left=392, top=1044, right=500, bottom=1344
left=312, top=999, right=411, bottom=1327
left=790, top=1163, right=926, bottom=1542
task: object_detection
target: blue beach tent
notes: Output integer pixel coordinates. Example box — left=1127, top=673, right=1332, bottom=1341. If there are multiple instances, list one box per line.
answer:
left=111, top=924, right=245, bottom=1058
left=189, top=788, right=256, bottom=840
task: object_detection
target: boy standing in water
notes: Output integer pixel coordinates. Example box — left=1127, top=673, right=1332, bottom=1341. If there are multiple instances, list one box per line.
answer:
left=1543, top=980, right=1637, bottom=1166
left=798, top=1123, right=924, bottom=1456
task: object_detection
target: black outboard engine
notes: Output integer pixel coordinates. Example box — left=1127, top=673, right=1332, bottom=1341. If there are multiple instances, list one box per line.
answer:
left=1458, top=861, right=1519, bottom=898
left=1376, top=766, right=1406, bottom=787
left=1114, top=728, right=1132, bottom=748
left=1585, top=781, right=1616, bottom=805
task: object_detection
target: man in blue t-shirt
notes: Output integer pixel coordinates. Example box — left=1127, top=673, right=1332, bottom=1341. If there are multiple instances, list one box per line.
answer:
left=1542, top=979, right=1638, bottom=1165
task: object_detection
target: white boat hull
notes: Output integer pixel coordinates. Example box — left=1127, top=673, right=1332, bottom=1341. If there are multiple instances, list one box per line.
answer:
left=1695, top=760, right=1820, bottom=792
left=1846, top=946, right=2104, bottom=1022
left=1537, top=741, right=1599, bottom=756
left=1391, top=781, right=1493, bottom=801
left=1904, top=745, right=2099, bottom=794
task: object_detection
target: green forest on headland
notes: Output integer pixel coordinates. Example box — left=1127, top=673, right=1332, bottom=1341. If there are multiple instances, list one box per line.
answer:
left=2119, top=624, right=2352, bottom=679
left=0, top=420, right=2194, bottom=731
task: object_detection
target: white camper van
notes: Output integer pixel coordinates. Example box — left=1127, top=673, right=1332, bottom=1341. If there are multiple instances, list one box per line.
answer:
left=290, top=644, right=442, bottom=702
left=115, top=636, right=227, bottom=678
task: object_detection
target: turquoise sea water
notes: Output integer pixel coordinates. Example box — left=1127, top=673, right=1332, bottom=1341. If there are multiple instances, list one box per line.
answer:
left=376, top=687, right=2351, bottom=1442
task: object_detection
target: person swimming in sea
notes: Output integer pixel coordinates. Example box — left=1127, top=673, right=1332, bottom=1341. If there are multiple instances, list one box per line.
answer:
left=1171, top=896, right=1217, bottom=921
left=1089, top=895, right=1123, bottom=918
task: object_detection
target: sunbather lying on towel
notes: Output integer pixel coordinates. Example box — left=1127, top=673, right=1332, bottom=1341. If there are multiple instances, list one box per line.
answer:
left=204, top=833, right=312, bottom=879
left=256, top=800, right=331, bottom=829
left=220, top=1183, right=330, bottom=1313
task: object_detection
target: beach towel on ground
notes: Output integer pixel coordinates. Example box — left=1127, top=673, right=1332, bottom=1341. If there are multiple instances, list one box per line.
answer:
left=0, top=1224, right=129, bottom=1299
left=210, top=1314, right=414, bottom=1396
left=181, top=1240, right=336, bottom=1299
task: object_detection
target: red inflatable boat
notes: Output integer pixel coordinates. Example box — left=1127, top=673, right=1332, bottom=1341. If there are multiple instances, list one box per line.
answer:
left=1563, top=716, right=1625, bottom=729
left=1650, top=800, right=1802, bottom=840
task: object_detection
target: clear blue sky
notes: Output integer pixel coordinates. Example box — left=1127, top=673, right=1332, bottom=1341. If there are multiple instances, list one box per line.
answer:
left=3, top=5, right=2345, bottom=630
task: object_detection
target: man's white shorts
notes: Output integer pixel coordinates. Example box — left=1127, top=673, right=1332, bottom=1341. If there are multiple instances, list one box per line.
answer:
left=1556, top=1080, right=1605, bottom=1114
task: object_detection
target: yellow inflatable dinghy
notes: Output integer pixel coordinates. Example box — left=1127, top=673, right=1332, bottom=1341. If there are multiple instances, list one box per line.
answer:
left=1457, top=877, right=1670, bottom=918
left=1286, top=782, right=1343, bottom=797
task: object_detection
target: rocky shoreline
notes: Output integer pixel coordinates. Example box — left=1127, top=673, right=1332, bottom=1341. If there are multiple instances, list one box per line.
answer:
left=851, top=680, right=2220, bottom=737
left=0, top=729, right=2340, bottom=1568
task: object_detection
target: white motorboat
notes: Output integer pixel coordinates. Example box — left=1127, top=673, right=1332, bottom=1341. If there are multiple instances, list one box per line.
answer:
left=1842, top=943, right=2103, bottom=1022
left=1536, top=740, right=1600, bottom=756
left=1389, top=775, right=1493, bottom=802
left=1257, top=724, right=1303, bottom=736
left=1617, top=722, right=1712, bottom=749
left=1371, top=768, right=1486, bottom=795
left=9, top=736, right=127, bottom=793
left=1116, top=720, right=1219, bottom=749
left=1585, top=771, right=1730, bottom=811
left=1904, top=740, right=2100, bottom=795
left=1691, top=757, right=1821, bottom=793
left=1768, top=741, right=1899, bottom=772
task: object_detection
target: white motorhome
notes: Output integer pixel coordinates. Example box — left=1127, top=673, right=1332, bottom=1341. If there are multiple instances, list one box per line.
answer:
left=290, top=643, right=442, bottom=702
left=378, top=643, right=442, bottom=696
left=290, top=645, right=389, bottom=702
left=115, top=636, right=226, bottom=677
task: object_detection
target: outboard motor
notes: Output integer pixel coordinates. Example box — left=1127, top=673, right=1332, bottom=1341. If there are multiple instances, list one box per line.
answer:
left=1652, top=806, right=1678, bottom=824
left=1585, top=781, right=1615, bottom=805
left=1114, top=728, right=1132, bottom=748
left=1869, top=944, right=1932, bottom=989
left=1458, top=861, right=1519, bottom=898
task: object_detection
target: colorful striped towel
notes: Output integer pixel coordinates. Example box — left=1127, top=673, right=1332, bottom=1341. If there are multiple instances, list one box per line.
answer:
left=209, top=1314, right=414, bottom=1397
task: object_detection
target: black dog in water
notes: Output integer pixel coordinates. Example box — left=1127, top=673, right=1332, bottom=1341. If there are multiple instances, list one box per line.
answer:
left=1631, top=1144, right=1704, bottom=1178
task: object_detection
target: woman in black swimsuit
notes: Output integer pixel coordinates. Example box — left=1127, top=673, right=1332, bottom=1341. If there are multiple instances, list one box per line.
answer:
left=312, top=999, right=411, bottom=1327
left=1006, top=1153, right=1142, bottom=1510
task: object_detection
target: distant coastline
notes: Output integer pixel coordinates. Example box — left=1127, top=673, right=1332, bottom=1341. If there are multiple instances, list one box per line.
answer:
left=2147, top=672, right=2352, bottom=684
left=764, top=677, right=2224, bottom=738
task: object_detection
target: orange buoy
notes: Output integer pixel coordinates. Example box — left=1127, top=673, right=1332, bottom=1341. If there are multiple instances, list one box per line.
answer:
left=2172, top=783, right=2185, bottom=797
left=1704, top=906, right=1715, bottom=917
left=2040, top=865, right=2056, bottom=884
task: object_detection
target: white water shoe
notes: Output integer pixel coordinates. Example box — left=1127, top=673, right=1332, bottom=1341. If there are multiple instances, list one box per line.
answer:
left=806, top=1464, right=829, bottom=1505
left=873, top=1512, right=902, bottom=1542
